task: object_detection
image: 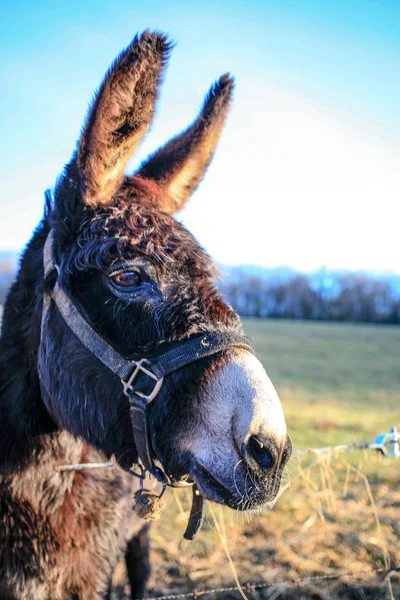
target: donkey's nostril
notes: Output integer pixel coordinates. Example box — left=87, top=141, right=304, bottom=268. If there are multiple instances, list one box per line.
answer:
left=247, top=435, right=276, bottom=470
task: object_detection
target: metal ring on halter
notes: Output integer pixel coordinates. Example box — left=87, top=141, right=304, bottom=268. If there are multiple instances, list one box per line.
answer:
left=151, top=465, right=167, bottom=497
left=121, top=463, right=167, bottom=497
left=120, top=464, right=147, bottom=480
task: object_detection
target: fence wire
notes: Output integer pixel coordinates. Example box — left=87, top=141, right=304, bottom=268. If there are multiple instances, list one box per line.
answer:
left=139, top=566, right=400, bottom=600
left=292, top=425, right=399, bottom=459
left=57, top=426, right=399, bottom=473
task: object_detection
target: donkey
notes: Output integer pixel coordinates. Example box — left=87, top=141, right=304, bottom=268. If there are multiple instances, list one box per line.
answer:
left=0, top=31, right=291, bottom=599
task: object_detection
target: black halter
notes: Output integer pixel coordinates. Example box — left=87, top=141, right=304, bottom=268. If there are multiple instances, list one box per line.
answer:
left=38, top=230, right=254, bottom=485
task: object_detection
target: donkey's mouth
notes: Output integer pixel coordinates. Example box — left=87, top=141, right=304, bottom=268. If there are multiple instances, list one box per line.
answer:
left=192, top=462, right=284, bottom=511
left=193, top=463, right=238, bottom=507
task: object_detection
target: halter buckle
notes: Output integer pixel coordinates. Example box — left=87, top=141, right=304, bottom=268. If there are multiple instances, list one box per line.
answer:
left=122, top=359, right=164, bottom=404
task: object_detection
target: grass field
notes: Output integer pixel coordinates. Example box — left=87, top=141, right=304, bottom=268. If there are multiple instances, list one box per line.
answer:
left=245, top=319, right=400, bottom=480
left=113, top=319, right=400, bottom=600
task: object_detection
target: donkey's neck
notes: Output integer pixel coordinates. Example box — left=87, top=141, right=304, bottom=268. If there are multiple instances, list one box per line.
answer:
left=0, top=223, right=57, bottom=474
left=0, top=428, right=136, bottom=600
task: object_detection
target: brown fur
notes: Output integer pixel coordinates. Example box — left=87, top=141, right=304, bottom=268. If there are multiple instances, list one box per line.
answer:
left=9, top=434, right=141, bottom=600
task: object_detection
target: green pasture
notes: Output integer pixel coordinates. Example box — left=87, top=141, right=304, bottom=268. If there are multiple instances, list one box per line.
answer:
left=243, top=318, right=400, bottom=481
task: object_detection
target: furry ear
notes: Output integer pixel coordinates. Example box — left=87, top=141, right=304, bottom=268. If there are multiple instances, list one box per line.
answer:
left=136, top=74, right=234, bottom=214
left=77, top=31, right=172, bottom=206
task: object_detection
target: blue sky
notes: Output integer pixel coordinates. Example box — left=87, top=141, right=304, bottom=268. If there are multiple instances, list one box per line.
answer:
left=1, top=0, right=399, bottom=272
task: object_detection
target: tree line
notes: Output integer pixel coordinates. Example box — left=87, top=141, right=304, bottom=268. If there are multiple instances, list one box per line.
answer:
left=1, top=259, right=399, bottom=324
left=219, top=267, right=400, bottom=324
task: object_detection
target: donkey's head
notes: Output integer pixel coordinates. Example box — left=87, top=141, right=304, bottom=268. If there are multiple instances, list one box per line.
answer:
left=41, top=32, right=290, bottom=511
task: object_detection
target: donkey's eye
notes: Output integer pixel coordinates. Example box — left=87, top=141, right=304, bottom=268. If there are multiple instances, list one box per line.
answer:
left=111, top=271, right=140, bottom=289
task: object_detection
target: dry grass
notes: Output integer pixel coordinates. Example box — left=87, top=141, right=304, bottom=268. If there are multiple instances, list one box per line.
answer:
left=112, top=450, right=399, bottom=599
left=111, top=319, right=399, bottom=599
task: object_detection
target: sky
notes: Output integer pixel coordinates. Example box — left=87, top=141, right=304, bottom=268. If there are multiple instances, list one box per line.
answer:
left=1, top=0, right=399, bottom=273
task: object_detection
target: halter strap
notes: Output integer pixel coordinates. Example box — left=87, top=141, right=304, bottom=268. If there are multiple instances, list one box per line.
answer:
left=40, top=230, right=254, bottom=474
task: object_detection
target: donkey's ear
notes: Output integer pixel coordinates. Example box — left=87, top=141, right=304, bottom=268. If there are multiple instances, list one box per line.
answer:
left=136, top=74, right=234, bottom=214
left=77, top=31, right=172, bottom=206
